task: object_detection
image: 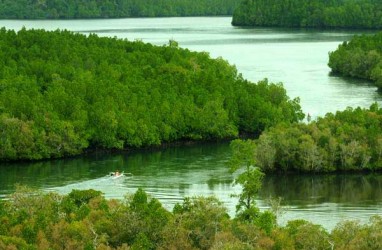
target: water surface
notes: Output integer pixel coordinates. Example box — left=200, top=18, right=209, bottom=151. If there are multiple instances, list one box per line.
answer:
left=1, top=143, right=382, bottom=230
left=1, top=17, right=382, bottom=230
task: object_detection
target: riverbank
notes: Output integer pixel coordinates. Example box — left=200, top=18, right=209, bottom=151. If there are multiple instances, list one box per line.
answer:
left=1, top=187, right=381, bottom=249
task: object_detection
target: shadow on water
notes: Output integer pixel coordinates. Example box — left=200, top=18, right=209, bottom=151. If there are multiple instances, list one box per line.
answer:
left=1, top=141, right=382, bottom=229
left=2, top=142, right=382, bottom=209
left=260, top=173, right=382, bottom=230
left=0, top=142, right=233, bottom=198
left=261, top=173, right=382, bottom=206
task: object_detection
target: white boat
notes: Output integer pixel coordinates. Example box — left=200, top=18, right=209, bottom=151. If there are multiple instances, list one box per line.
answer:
left=108, top=171, right=133, bottom=179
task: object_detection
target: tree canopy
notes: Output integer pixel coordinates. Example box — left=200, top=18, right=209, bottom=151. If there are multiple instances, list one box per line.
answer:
left=1, top=187, right=382, bottom=249
left=0, top=28, right=303, bottom=161
left=329, top=32, right=382, bottom=89
left=0, top=0, right=238, bottom=19
left=232, top=0, right=382, bottom=29
left=237, top=104, right=382, bottom=173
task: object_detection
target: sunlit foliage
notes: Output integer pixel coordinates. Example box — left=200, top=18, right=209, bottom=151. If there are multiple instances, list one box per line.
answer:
left=234, top=104, right=382, bottom=172
left=0, top=28, right=303, bottom=161
left=0, top=188, right=381, bottom=249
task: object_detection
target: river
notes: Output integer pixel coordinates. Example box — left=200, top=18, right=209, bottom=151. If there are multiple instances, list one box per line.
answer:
left=0, top=17, right=381, bottom=230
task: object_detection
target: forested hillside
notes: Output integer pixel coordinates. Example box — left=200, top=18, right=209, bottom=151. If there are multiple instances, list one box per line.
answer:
left=329, top=32, right=382, bottom=89
left=244, top=104, right=382, bottom=173
left=232, top=0, right=382, bottom=29
left=0, top=0, right=238, bottom=19
left=0, top=28, right=303, bottom=161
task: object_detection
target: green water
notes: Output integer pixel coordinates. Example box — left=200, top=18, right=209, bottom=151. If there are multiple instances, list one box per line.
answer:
left=1, top=142, right=382, bottom=230
left=1, top=17, right=382, bottom=230
left=0, top=142, right=234, bottom=202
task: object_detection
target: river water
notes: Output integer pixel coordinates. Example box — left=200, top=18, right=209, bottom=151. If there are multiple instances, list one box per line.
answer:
left=0, top=17, right=381, bottom=230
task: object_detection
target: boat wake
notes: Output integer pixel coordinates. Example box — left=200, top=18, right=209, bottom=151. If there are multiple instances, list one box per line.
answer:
left=45, top=173, right=135, bottom=199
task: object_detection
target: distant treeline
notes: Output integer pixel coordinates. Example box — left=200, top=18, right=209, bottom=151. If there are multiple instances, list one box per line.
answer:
left=329, top=32, right=382, bottom=89
left=0, top=28, right=303, bottom=161
left=248, top=104, right=382, bottom=173
left=1, top=187, right=382, bottom=249
left=0, top=0, right=238, bottom=19
left=232, top=0, right=382, bottom=29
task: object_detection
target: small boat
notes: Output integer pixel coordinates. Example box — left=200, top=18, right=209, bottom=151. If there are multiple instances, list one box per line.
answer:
left=108, top=171, right=133, bottom=179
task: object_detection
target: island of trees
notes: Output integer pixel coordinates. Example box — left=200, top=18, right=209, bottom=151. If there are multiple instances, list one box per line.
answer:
left=232, top=0, right=382, bottom=29
left=328, top=32, right=382, bottom=89
left=235, top=104, right=382, bottom=173
left=0, top=28, right=304, bottom=161
left=0, top=0, right=238, bottom=19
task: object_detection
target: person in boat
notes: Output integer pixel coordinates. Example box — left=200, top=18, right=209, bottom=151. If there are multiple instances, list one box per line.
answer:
left=109, top=170, right=120, bottom=177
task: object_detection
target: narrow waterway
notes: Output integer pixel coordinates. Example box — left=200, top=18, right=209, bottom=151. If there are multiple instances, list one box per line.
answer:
left=1, top=142, right=382, bottom=230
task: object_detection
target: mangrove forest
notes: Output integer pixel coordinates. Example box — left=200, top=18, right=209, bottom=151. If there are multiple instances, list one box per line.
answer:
left=232, top=0, right=382, bottom=29
left=0, top=28, right=304, bottom=161
left=329, top=32, right=382, bottom=89
left=238, top=104, right=382, bottom=173
left=1, top=187, right=382, bottom=249
left=0, top=0, right=238, bottom=19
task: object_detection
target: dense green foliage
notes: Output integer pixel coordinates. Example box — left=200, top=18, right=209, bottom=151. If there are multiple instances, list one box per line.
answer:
left=0, top=0, right=238, bottom=19
left=242, top=104, right=382, bottom=172
left=0, top=28, right=303, bottom=161
left=232, top=0, right=382, bottom=29
left=1, top=187, right=382, bottom=249
left=329, top=32, right=382, bottom=89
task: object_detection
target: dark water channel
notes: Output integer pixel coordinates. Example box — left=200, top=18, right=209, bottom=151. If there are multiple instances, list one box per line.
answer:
left=1, top=142, right=382, bottom=230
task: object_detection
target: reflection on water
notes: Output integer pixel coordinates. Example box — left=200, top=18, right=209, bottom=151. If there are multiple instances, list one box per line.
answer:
left=1, top=142, right=382, bottom=229
left=260, top=174, right=382, bottom=229
left=259, top=174, right=382, bottom=229
left=0, top=142, right=234, bottom=199
left=261, top=174, right=382, bottom=205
